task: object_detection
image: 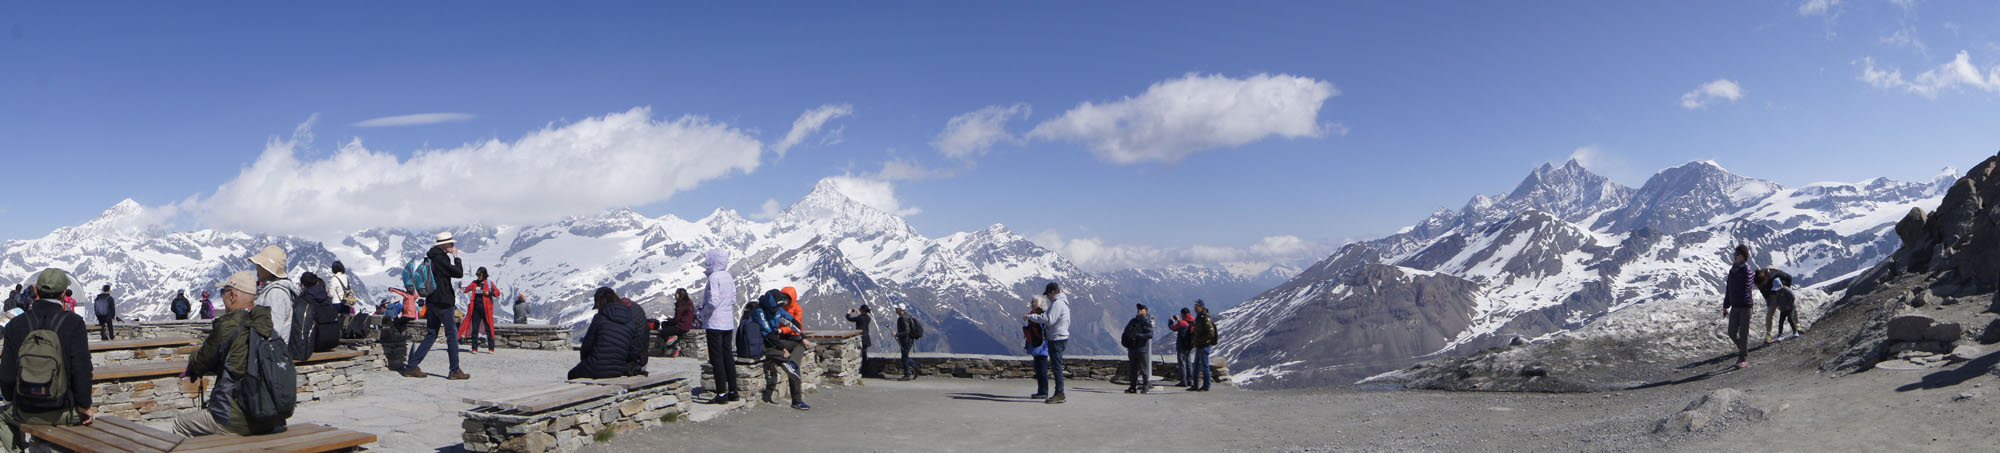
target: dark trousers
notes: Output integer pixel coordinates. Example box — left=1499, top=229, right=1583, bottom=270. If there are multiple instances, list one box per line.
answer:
left=858, top=345, right=873, bottom=377
left=764, top=339, right=805, bottom=405
left=1726, top=305, right=1752, bottom=363
left=1031, top=354, right=1050, bottom=395
left=380, top=317, right=411, bottom=371
left=705, top=329, right=739, bottom=395
left=899, top=340, right=917, bottom=378
left=1048, top=339, right=1068, bottom=395
left=96, top=316, right=114, bottom=341
left=1127, top=348, right=1151, bottom=389
left=408, top=308, right=461, bottom=373
left=465, top=304, right=495, bottom=351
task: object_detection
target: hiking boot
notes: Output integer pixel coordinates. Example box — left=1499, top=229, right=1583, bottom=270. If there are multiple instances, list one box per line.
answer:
left=791, top=402, right=811, bottom=411
left=1044, top=394, right=1065, bottom=404
left=448, top=371, right=472, bottom=380
left=762, top=390, right=776, bottom=404
left=725, top=392, right=742, bottom=403
left=401, top=367, right=427, bottom=378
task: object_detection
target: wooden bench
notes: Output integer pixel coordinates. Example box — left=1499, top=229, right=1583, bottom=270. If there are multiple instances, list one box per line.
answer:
left=23, top=416, right=377, bottom=453
left=566, top=373, right=679, bottom=390
left=92, top=350, right=368, bottom=382
left=462, top=384, right=619, bottom=413
left=89, top=337, right=201, bottom=352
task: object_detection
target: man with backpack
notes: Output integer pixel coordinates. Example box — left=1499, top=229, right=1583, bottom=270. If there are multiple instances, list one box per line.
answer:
left=173, top=271, right=293, bottom=437
left=248, top=245, right=300, bottom=351
left=0, top=269, right=95, bottom=453
left=1120, top=304, right=1155, bottom=394
left=91, top=285, right=115, bottom=341
left=459, top=268, right=500, bottom=353
left=893, top=307, right=922, bottom=381
left=752, top=287, right=812, bottom=411
left=1189, top=300, right=1218, bottom=392
left=170, top=291, right=193, bottom=321
left=1023, top=282, right=1070, bottom=404
left=404, top=232, right=468, bottom=380
left=1169, top=307, right=1194, bottom=386
left=695, top=249, right=741, bottom=404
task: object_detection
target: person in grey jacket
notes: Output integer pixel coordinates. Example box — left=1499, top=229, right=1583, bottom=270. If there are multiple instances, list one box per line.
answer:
left=1022, top=282, right=1070, bottom=404
left=1121, top=304, right=1155, bottom=394
left=695, top=249, right=742, bottom=403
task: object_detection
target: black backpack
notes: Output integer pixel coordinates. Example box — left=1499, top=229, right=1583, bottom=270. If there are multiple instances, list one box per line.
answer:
left=734, top=307, right=765, bottom=359
left=904, top=316, right=924, bottom=340
left=232, top=323, right=297, bottom=426
left=287, top=295, right=315, bottom=361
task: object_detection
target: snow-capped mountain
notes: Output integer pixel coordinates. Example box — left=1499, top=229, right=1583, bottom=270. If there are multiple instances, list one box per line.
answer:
left=1218, top=159, right=1956, bottom=388
left=1, top=180, right=1288, bottom=356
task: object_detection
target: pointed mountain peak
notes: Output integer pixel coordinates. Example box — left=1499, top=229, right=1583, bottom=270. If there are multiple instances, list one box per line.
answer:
left=782, top=177, right=919, bottom=236
left=700, top=208, right=749, bottom=226
left=100, top=199, right=145, bottom=220
left=983, top=224, right=1014, bottom=236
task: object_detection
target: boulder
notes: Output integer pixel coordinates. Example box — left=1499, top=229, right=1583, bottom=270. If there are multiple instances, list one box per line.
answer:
left=1895, top=207, right=1928, bottom=245
left=1887, top=315, right=1936, bottom=342
left=1923, top=323, right=1964, bottom=343
left=1656, top=388, right=1743, bottom=434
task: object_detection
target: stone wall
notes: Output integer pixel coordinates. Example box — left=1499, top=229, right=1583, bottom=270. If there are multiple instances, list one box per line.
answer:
left=90, top=344, right=200, bottom=367
left=492, top=323, right=573, bottom=350
left=647, top=329, right=706, bottom=360
left=872, top=353, right=1232, bottom=383
left=460, top=378, right=694, bottom=453
left=91, top=346, right=379, bottom=424
left=696, top=330, right=864, bottom=402
left=130, top=320, right=212, bottom=339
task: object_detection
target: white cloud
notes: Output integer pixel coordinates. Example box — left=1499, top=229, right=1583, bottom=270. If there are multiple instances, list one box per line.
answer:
left=753, top=198, right=782, bottom=221
left=1797, top=0, right=1841, bottom=16
left=932, top=103, right=1031, bottom=160
left=1858, top=51, right=2000, bottom=99
left=819, top=176, right=920, bottom=216
left=1881, top=27, right=1928, bottom=57
left=1679, top=79, right=1744, bottom=109
left=871, top=157, right=957, bottom=181
left=352, top=113, right=475, bottom=127
left=772, top=104, right=854, bottom=158
left=1031, top=231, right=1331, bottom=276
left=1028, top=73, right=1338, bottom=165
left=195, top=107, right=764, bottom=237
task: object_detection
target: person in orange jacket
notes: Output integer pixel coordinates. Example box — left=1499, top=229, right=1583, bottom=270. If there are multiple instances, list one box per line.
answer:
left=459, top=268, right=500, bottom=353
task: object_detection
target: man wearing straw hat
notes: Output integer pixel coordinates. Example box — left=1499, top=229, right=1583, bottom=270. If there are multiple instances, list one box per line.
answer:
left=404, top=232, right=469, bottom=380
left=248, top=245, right=300, bottom=347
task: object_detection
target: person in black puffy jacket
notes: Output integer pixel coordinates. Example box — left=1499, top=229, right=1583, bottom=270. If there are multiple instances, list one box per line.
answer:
left=568, top=288, right=649, bottom=380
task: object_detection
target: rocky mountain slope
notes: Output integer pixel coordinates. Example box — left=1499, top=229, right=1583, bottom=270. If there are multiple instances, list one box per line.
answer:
left=1220, top=159, right=1957, bottom=388
left=0, top=181, right=1287, bottom=355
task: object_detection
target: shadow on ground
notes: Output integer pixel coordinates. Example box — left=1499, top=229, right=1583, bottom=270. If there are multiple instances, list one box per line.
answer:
left=1896, top=350, right=2000, bottom=392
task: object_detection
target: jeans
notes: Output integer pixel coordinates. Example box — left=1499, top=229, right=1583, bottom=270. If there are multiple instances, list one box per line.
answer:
left=1127, top=348, right=1151, bottom=389
left=96, top=316, right=114, bottom=341
left=1032, top=354, right=1049, bottom=396
left=408, top=308, right=462, bottom=373
left=705, top=329, right=739, bottom=395
left=1176, top=349, right=1193, bottom=383
left=899, top=340, right=917, bottom=377
left=1193, top=346, right=1213, bottom=387
left=1048, top=339, right=1068, bottom=395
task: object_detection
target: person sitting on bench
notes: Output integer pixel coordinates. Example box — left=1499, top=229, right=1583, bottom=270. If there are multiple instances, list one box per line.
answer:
left=568, top=288, right=648, bottom=380
left=0, top=269, right=95, bottom=453
left=173, top=271, right=289, bottom=437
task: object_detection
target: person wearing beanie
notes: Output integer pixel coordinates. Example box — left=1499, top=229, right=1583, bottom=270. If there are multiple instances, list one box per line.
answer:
left=1120, top=303, right=1155, bottom=394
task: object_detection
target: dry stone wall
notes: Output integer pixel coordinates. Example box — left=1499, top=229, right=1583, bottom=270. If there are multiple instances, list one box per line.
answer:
left=460, top=378, right=695, bottom=453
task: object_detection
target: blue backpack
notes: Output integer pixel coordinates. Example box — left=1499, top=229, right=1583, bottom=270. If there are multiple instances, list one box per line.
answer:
left=402, top=257, right=435, bottom=296
left=734, top=306, right=764, bottom=359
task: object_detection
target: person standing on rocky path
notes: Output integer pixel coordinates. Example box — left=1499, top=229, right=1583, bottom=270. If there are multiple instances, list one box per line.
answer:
left=1169, top=307, right=1194, bottom=386
left=695, top=249, right=742, bottom=404
left=1120, top=304, right=1155, bottom=394
left=1189, top=300, right=1218, bottom=392
left=1023, top=282, right=1071, bottom=404
left=1755, top=268, right=1802, bottom=343
left=894, top=307, right=923, bottom=381
left=1025, top=296, right=1051, bottom=399
left=91, top=285, right=115, bottom=341
left=1722, top=245, right=1756, bottom=369
left=844, top=305, right=874, bottom=377
left=404, top=232, right=469, bottom=380
left=459, top=267, right=500, bottom=353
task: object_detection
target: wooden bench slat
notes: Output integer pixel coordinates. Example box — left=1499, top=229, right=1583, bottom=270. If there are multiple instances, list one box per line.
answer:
left=95, top=361, right=189, bottom=381
left=567, top=373, right=676, bottom=390
left=463, top=383, right=582, bottom=408
left=299, top=350, right=365, bottom=364
left=88, top=337, right=201, bottom=352
left=172, top=424, right=337, bottom=450
left=86, top=419, right=181, bottom=452
left=23, top=424, right=146, bottom=453
left=96, top=415, right=184, bottom=444
left=500, top=385, right=617, bottom=413
left=178, top=427, right=376, bottom=453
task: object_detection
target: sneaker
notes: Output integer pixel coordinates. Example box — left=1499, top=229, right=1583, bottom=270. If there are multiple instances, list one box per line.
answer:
left=762, top=391, right=776, bottom=404
left=1124, top=388, right=1137, bottom=394
left=725, top=392, right=742, bottom=403
left=1044, top=394, right=1065, bottom=404
left=400, top=367, right=427, bottom=378
left=791, top=402, right=811, bottom=411
left=1735, top=361, right=1750, bottom=369
left=448, top=371, right=472, bottom=380
left=1197, top=385, right=1211, bottom=392
left=1029, top=393, right=1048, bottom=400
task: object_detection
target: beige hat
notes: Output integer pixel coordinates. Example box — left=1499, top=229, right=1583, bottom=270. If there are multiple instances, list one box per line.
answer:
left=435, top=232, right=456, bottom=247
left=249, top=245, right=288, bottom=278
left=217, top=271, right=258, bottom=295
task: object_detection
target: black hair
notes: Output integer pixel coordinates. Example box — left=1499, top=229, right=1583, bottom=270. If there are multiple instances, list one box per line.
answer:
left=858, top=305, right=871, bottom=314
left=1044, top=282, right=1061, bottom=296
left=675, top=288, right=692, bottom=304
left=476, top=267, right=489, bottom=279
left=101, top=284, right=111, bottom=292
left=300, top=272, right=322, bottom=288
left=1734, top=244, right=1750, bottom=260
left=1181, top=308, right=1191, bottom=315
left=594, top=287, right=620, bottom=308
left=331, top=261, right=346, bottom=274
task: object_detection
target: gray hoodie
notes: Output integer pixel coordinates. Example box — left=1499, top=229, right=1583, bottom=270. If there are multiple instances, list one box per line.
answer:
left=255, top=278, right=300, bottom=343
left=697, top=249, right=739, bottom=331
left=1024, top=294, right=1071, bottom=341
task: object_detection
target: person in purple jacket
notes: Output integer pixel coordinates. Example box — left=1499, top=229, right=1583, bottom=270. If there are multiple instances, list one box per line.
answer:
left=1722, top=244, right=1756, bottom=369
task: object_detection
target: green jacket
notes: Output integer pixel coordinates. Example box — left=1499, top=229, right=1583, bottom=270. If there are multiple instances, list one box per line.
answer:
left=1192, top=313, right=1218, bottom=348
left=185, top=306, right=277, bottom=435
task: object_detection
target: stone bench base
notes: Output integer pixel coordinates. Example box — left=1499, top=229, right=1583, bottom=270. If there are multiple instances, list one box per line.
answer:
left=460, top=378, right=693, bottom=453
left=91, top=346, right=380, bottom=424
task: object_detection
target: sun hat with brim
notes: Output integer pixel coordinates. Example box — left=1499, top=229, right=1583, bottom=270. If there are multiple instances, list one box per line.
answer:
left=218, top=271, right=258, bottom=295
left=249, top=245, right=288, bottom=279
left=435, top=232, right=456, bottom=247
left=34, top=268, right=70, bottom=298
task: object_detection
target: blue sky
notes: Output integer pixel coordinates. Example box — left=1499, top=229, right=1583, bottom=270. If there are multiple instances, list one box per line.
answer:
left=3, top=1, right=1998, bottom=271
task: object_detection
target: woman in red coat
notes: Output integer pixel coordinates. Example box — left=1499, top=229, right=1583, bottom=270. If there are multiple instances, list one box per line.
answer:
left=459, top=267, right=500, bottom=353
